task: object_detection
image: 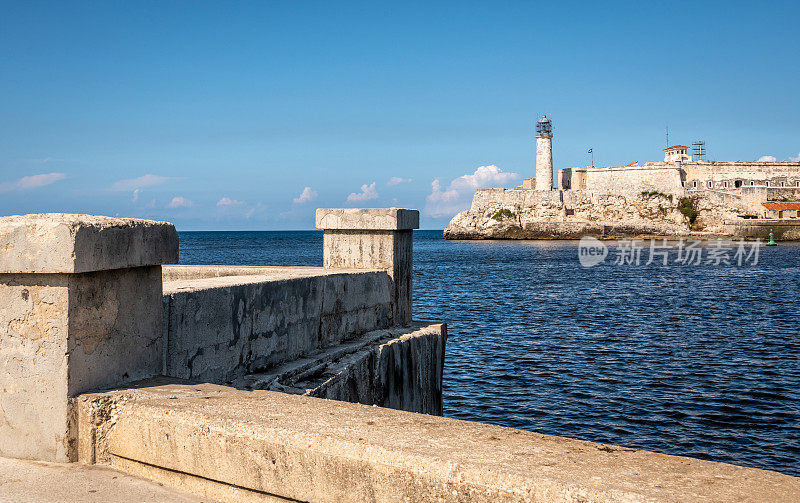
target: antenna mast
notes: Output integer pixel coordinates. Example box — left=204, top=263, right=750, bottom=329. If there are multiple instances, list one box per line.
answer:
left=692, top=140, right=706, bottom=161
left=666, top=126, right=669, bottom=148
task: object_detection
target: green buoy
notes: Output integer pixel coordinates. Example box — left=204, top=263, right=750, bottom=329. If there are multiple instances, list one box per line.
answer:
left=766, top=229, right=777, bottom=246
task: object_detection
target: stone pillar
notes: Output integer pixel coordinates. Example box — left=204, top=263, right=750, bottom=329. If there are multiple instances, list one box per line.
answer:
left=0, top=214, right=178, bottom=462
left=315, top=208, right=418, bottom=326
left=536, top=135, right=553, bottom=191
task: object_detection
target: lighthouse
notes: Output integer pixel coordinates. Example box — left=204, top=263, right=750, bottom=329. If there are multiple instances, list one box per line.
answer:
left=535, top=115, right=553, bottom=191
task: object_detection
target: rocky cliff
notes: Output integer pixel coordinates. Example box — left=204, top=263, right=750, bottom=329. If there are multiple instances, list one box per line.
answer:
left=444, top=189, right=738, bottom=240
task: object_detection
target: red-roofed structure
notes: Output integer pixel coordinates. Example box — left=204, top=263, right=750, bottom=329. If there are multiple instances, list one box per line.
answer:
left=762, top=202, right=800, bottom=211
left=762, top=202, right=800, bottom=219
left=663, top=145, right=690, bottom=151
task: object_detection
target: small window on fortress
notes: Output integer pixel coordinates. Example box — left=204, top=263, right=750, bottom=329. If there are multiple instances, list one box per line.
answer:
left=766, top=181, right=770, bottom=187
left=707, top=181, right=713, bottom=188
left=796, top=181, right=800, bottom=187
left=781, top=182, right=786, bottom=187
left=735, top=180, right=742, bottom=188
left=723, top=181, right=728, bottom=188
left=692, top=181, right=697, bottom=188
left=750, top=181, right=755, bottom=186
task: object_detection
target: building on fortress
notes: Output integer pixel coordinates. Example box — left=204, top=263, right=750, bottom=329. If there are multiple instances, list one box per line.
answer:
left=445, top=117, right=800, bottom=240
left=556, top=146, right=800, bottom=195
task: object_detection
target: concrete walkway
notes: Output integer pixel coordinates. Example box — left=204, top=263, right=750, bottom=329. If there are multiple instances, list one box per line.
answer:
left=0, top=456, right=206, bottom=503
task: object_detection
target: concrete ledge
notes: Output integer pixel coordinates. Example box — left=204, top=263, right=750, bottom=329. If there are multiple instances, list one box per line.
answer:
left=78, top=383, right=800, bottom=503
left=0, top=213, right=178, bottom=273
left=316, top=208, right=419, bottom=230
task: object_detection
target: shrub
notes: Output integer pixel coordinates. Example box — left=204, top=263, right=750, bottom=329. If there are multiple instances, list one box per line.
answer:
left=678, top=197, right=699, bottom=226
left=641, top=190, right=673, bottom=201
left=491, top=208, right=515, bottom=221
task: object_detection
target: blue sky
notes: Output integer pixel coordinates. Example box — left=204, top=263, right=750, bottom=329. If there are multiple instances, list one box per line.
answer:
left=1, top=1, right=798, bottom=230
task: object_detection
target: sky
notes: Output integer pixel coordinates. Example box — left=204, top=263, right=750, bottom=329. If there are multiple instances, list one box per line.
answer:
left=1, top=1, right=799, bottom=230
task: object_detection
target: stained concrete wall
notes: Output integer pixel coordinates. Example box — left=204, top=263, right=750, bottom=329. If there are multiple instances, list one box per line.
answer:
left=303, top=323, right=446, bottom=415
left=1, top=267, right=168, bottom=461
left=161, top=267, right=394, bottom=383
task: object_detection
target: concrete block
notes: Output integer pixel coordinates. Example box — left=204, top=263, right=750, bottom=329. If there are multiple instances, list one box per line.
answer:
left=315, top=208, right=419, bottom=231
left=0, top=213, right=178, bottom=273
left=316, top=208, right=417, bottom=326
left=0, top=214, right=175, bottom=462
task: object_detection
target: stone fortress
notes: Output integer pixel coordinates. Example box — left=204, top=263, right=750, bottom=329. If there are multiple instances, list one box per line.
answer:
left=445, top=116, right=800, bottom=240
left=1, top=210, right=799, bottom=502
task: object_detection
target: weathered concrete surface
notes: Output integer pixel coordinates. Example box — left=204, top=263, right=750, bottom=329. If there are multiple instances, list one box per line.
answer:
left=315, top=208, right=419, bottom=230
left=317, top=209, right=418, bottom=326
left=1, top=214, right=174, bottom=462
left=321, top=230, right=413, bottom=325
left=0, top=455, right=207, bottom=503
left=162, top=266, right=394, bottom=383
left=1, top=267, right=165, bottom=461
left=235, top=322, right=446, bottom=415
left=0, top=213, right=178, bottom=273
left=77, top=382, right=800, bottom=503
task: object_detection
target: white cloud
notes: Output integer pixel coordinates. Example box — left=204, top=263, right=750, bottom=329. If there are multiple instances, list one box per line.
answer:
left=132, top=188, right=140, bottom=202
left=790, top=152, right=800, bottom=162
left=217, top=197, right=245, bottom=207
left=387, top=176, right=413, bottom=186
left=0, top=172, right=66, bottom=193
left=293, top=186, right=318, bottom=204
left=168, top=196, right=193, bottom=208
left=757, top=155, right=777, bottom=162
left=346, top=182, right=379, bottom=203
left=425, top=165, right=520, bottom=218
left=111, top=174, right=172, bottom=191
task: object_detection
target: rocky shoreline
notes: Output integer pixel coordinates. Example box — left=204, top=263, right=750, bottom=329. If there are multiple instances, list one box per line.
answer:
left=443, top=189, right=800, bottom=241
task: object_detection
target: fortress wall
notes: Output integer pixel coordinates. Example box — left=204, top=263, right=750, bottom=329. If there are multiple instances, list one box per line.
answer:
left=471, top=188, right=536, bottom=212
left=687, top=189, right=742, bottom=207
left=723, top=219, right=800, bottom=241
left=585, top=165, right=683, bottom=194
left=682, top=162, right=800, bottom=190
left=558, top=168, right=571, bottom=189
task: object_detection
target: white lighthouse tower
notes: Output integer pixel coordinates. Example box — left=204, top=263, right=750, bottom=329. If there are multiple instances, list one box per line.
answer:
left=535, top=115, right=554, bottom=191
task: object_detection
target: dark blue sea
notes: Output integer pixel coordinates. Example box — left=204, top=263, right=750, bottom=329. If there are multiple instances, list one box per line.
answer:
left=179, top=230, right=800, bottom=476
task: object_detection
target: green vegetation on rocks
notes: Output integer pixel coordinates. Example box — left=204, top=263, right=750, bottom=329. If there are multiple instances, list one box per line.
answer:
left=678, top=197, right=699, bottom=226
left=491, top=208, right=515, bottom=221
left=641, top=190, right=673, bottom=201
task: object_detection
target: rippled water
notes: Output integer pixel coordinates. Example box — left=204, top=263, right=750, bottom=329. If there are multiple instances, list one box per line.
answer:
left=180, top=231, right=800, bottom=476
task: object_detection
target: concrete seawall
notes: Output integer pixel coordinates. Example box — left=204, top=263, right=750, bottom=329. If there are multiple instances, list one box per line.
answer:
left=2, top=210, right=798, bottom=501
